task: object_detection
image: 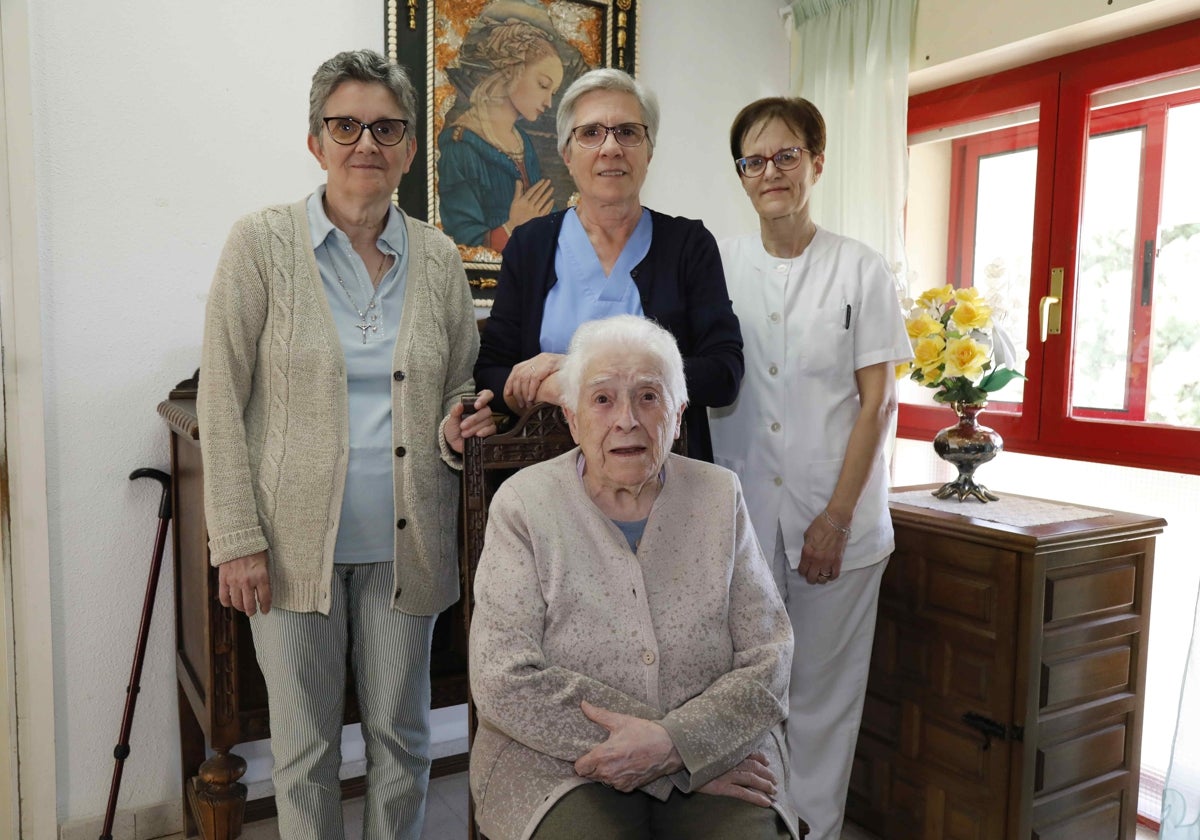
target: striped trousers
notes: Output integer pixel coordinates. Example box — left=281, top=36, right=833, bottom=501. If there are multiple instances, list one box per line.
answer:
left=249, top=561, right=436, bottom=840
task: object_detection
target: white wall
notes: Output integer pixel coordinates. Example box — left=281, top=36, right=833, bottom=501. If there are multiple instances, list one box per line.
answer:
left=24, top=0, right=790, bottom=829
left=30, top=0, right=380, bottom=827
left=638, top=0, right=790, bottom=241
left=911, top=0, right=1200, bottom=91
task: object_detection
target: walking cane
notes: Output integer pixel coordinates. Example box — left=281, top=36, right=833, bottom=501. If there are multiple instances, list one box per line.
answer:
left=99, top=468, right=172, bottom=840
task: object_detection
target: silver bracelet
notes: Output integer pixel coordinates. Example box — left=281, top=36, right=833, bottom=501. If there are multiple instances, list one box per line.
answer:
left=822, top=509, right=851, bottom=537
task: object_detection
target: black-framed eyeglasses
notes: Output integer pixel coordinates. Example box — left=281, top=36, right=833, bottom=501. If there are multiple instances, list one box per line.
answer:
left=322, top=116, right=409, bottom=147
left=734, top=146, right=810, bottom=178
left=570, top=122, right=649, bottom=149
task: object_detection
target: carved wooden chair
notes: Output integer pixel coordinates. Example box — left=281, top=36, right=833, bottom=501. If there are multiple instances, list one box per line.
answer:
left=459, top=400, right=582, bottom=839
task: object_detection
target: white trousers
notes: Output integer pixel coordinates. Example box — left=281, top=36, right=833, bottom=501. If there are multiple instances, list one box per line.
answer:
left=249, top=561, right=437, bottom=840
left=773, top=527, right=887, bottom=840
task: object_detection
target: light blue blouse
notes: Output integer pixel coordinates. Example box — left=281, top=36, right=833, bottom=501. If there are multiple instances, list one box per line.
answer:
left=538, top=207, right=650, bottom=353
left=307, top=186, right=410, bottom=564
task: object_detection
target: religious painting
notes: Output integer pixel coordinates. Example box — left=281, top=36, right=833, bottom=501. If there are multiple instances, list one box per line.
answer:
left=387, top=0, right=639, bottom=301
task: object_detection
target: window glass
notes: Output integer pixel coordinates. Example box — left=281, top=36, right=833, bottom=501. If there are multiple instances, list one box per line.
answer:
left=1072, top=127, right=1145, bottom=413
left=903, top=111, right=1038, bottom=410
left=1148, top=100, right=1200, bottom=427
left=1070, top=89, right=1200, bottom=428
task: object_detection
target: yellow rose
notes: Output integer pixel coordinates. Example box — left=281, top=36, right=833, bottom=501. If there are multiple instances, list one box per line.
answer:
left=951, top=298, right=992, bottom=331
left=905, top=312, right=944, bottom=340
left=953, top=287, right=985, bottom=304
left=916, top=285, right=954, bottom=309
left=895, top=361, right=913, bottom=380
left=943, top=336, right=989, bottom=381
left=913, top=335, right=945, bottom=383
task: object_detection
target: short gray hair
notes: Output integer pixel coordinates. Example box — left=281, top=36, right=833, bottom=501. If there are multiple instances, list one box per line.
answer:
left=555, top=68, right=659, bottom=155
left=309, top=50, right=417, bottom=138
left=558, top=315, right=687, bottom=413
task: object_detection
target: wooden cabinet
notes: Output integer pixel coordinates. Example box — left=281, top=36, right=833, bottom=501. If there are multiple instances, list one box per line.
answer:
left=847, top=486, right=1164, bottom=840
left=159, top=385, right=468, bottom=839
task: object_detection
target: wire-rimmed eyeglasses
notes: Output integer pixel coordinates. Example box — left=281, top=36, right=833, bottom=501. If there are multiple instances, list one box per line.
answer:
left=570, top=122, right=650, bottom=149
left=734, top=146, right=811, bottom=178
left=323, top=117, right=410, bottom=147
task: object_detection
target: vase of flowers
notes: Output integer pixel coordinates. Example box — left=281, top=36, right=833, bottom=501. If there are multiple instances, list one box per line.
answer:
left=897, top=285, right=1024, bottom=502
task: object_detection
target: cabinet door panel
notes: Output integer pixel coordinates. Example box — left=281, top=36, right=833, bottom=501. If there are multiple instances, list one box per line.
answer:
left=853, top=528, right=1019, bottom=839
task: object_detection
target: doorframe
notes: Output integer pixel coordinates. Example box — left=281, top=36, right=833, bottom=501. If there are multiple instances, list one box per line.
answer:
left=1, top=0, right=59, bottom=836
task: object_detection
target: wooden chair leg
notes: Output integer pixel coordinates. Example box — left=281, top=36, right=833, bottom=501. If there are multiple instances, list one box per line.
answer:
left=185, top=749, right=247, bottom=840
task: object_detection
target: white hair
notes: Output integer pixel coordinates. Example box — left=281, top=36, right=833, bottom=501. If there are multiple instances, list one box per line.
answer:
left=558, top=315, right=687, bottom=412
left=555, top=67, right=659, bottom=155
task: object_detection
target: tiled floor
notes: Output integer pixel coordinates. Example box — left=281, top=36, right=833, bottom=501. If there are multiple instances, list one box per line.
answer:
left=152, top=775, right=1161, bottom=838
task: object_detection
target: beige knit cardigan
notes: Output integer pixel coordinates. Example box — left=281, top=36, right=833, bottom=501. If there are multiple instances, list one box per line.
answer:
left=469, top=450, right=801, bottom=840
left=197, top=197, right=477, bottom=616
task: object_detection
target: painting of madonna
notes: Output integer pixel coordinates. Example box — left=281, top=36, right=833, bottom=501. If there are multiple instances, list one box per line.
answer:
left=436, top=0, right=587, bottom=254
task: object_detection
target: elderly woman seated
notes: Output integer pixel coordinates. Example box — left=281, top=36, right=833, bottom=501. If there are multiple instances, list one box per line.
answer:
left=468, top=314, right=802, bottom=840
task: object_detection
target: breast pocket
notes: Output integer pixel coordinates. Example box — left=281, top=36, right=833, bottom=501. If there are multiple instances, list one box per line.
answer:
left=796, top=305, right=855, bottom=377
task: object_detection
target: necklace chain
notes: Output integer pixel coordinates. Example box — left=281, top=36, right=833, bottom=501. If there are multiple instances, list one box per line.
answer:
left=478, top=117, right=524, bottom=162
left=332, top=250, right=390, bottom=344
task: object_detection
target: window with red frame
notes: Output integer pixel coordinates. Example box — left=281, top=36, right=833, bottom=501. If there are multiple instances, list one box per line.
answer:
left=900, top=19, right=1200, bottom=475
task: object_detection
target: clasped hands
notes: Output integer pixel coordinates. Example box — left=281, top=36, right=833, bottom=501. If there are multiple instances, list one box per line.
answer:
left=574, top=700, right=778, bottom=807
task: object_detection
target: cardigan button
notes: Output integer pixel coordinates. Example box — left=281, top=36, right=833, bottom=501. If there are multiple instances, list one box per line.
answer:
left=393, top=370, right=405, bottom=381
left=397, top=518, right=408, bottom=529
left=395, top=446, right=406, bottom=457
left=641, top=650, right=656, bottom=665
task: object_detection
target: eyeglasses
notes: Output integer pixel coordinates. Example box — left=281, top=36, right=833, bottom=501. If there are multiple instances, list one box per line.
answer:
left=322, top=117, right=409, bottom=147
left=570, top=123, right=649, bottom=149
left=734, top=146, right=810, bottom=178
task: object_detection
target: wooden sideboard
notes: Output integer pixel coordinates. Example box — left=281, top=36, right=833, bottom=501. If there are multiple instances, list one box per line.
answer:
left=847, top=486, right=1165, bottom=840
left=159, top=387, right=469, bottom=839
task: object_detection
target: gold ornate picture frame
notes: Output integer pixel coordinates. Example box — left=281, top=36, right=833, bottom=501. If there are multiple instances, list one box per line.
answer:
left=386, top=0, right=638, bottom=302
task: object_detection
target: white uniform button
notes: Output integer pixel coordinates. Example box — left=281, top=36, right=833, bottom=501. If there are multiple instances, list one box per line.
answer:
left=776, top=264, right=788, bottom=272
left=769, top=312, right=781, bottom=323
left=768, top=364, right=779, bottom=376
left=774, top=476, right=783, bottom=486
left=642, top=650, right=656, bottom=665
left=771, top=421, right=781, bottom=432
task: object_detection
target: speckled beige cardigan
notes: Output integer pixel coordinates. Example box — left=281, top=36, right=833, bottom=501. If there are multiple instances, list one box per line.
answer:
left=469, top=450, right=800, bottom=840
left=198, top=197, right=477, bottom=616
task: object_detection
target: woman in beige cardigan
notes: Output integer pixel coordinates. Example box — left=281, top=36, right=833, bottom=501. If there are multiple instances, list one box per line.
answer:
left=198, top=50, right=493, bottom=840
left=469, top=315, right=801, bottom=840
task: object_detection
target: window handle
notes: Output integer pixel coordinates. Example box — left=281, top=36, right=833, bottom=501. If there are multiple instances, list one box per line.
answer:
left=1039, top=296, right=1060, bottom=342
left=1141, top=240, right=1155, bottom=306
left=1040, top=267, right=1064, bottom=342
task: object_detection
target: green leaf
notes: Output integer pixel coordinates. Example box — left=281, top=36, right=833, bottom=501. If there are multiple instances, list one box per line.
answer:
left=980, top=367, right=1026, bottom=392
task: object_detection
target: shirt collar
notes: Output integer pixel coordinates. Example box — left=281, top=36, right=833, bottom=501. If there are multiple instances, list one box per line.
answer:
left=306, top=184, right=407, bottom=255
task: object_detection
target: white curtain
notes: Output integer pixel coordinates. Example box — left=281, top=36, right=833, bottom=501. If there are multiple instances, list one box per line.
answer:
left=786, top=0, right=914, bottom=274
left=1162, top=592, right=1200, bottom=839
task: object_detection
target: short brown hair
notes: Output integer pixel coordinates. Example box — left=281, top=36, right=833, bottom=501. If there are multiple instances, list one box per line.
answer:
left=729, top=97, right=826, bottom=161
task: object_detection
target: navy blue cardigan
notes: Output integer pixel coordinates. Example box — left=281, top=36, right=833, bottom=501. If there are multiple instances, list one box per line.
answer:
left=474, top=209, right=744, bottom=462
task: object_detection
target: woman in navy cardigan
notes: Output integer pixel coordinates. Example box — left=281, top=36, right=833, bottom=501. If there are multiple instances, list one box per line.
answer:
left=473, top=68, right=743, bottom=461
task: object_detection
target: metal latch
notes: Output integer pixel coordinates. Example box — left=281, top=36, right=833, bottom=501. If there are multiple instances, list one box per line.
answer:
left=962, top=712, right=1024, bottom=750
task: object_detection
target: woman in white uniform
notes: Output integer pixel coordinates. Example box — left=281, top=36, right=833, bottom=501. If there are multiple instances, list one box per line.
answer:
left=708, top=97, right=912, bottom=840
